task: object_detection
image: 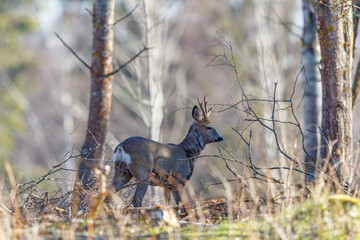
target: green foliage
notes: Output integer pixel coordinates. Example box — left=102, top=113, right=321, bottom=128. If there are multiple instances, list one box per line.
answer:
left=116, top=192, right=360, bottom=239
left=0, top=1, right=36, bottom=160
left=187, top=193, right=360, bottom=239
left=0, top=8, right=36, bottom=70
left=0, top=93, right=24, bottom=158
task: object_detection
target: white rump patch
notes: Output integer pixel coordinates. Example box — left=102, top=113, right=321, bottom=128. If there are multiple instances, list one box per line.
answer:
left=113, top=146, right=131, bottom=165
left=112, top=147, right=121, bottom=163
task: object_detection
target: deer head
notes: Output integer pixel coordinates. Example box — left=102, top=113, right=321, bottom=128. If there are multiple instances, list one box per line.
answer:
left=190, top=96, right=223, bottom=144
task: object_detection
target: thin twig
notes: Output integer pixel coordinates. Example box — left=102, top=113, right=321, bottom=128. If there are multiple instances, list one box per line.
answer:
left=113, top=4, right=139, bottom=26
left=217, top=147, right=240, bottom=179
left=105, top=46, right=149, bottom=77
left=115, top=174, right=153, bottom=192
left=271, top=83, right=299, bottom=166
left=318, top=127, right=342, bottom=180
left=54, top=32, right=91, bottom=69
left=18, top=151, right=82, bottom=193
left=85, top=8, right=93, bottom=17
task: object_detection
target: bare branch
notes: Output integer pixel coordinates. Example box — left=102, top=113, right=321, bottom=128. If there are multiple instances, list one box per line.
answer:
left=289, top=67, right=316, bottom=168
left=113, top=4, right=139, bottom=26
left=54, top=32, right=91, bottom=69
left=115, top=174, right=153, bottom=192
left=270, top=82, right=299, bottom=166
left=18, top=146, right=82, bottom=193
left=264, top=12, right=302, bottom=39
left=85, top=8, right=93, bottom=17
left=217, top=146, right=240, bottom=179
left=212, top=98, right=290, bottom=113
left=318, top=127, right=343, bottom=181
left=105, top=46, right=149, bottom=77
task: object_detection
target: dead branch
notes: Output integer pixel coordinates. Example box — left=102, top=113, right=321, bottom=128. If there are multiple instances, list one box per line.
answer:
left=271, top=82, right=299, bottom=166
left=85, top=8, right=93, bottom=17
left=18, top=147, right=82, bottom=193
left=54, top=32, right=91, bottom=69
left=105, top=46, right=149, bottom=77
left=113, top=4, right=139, bottom=26
left=204, top=33, right=323, bottom=194
left=115, top=174, right=154, bottom=192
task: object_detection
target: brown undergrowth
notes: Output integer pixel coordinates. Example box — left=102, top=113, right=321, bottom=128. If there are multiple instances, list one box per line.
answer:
left=2, top=157, right=359, bottom=240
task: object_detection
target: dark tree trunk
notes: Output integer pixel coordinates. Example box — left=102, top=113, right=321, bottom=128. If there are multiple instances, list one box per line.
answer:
left=314, top=0, right=353, bottom=185
left=78, top=0, right=115, bottom=189
left=302, top=0, right=321, bottom=182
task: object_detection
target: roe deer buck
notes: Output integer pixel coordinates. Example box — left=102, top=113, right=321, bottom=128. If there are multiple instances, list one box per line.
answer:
left=112, top=97, right=223, bottom=207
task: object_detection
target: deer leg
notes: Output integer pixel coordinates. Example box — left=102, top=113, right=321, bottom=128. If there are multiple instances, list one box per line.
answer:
left=163, top=188, right=172, bottom=205
left=172, top=184, right=184, bottom=205
left=130, top=155, right=155, bottom=207
left=132, top=164, right=153, bottom=207
left=132, top=180, right=150, bottom=207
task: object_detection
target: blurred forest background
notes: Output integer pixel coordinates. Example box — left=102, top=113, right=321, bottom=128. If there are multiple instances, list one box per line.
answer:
left=1, top=0, right=359, bottom=203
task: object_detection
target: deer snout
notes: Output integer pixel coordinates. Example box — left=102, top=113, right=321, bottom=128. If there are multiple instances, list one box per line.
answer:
left=216, top=136, right=223, bottom=142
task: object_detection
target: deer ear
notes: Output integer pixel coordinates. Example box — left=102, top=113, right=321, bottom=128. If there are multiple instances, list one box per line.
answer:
left=207, top=108, right=212, bottom=116
left=192, top=105, right=202, bottom=121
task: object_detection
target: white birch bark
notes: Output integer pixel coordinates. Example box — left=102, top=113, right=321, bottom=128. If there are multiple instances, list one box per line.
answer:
left=144, top=0, right=165, bottom=204
left=301, top=0, right=321, bottom=182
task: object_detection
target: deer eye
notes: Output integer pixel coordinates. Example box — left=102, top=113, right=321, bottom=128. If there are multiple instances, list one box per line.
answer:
left=206, top=126, right=212, bottom=130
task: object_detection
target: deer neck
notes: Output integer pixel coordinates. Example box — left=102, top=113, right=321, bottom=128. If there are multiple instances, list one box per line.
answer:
left=179, top=123, right=205, bottom=160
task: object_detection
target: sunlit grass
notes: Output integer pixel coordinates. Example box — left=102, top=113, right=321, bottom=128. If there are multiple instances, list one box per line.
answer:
left=1, top=183, right=360, bottom=239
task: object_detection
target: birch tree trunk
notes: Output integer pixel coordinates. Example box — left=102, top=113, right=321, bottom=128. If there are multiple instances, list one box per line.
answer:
left=144, top=0, right=165, bottom=203
left=301, top=0, right=321, bottom=182
left=143, top=0, right=164, bottom=142
left=253, top=0, right=289, bottom=193
left=78, top=0, right=115, bottom=188
left=314, top=0, right=353, bottom=185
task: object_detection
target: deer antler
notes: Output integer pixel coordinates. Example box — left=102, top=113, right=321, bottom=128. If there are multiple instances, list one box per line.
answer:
left=203, top=95, right=208, bottom=115
left=197, top=95, right=208, bottom=118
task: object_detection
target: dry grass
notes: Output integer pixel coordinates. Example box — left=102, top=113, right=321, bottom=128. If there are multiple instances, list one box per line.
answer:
left=1, top=158, right=359, bottom=240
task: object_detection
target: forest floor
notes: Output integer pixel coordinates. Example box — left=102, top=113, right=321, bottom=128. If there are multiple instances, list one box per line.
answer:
left=1, top=160, right=359, bottom=239
left=1, top=187, right=360, bottom=240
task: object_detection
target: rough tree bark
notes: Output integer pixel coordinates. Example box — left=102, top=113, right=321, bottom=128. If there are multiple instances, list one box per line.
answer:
left=78, top=0, right=115, bottom=188
left=314, top=0, right=353, bottom=185
left=302, top=0, right=321, bottom=182
left=352, top=0, right=360, bottom=108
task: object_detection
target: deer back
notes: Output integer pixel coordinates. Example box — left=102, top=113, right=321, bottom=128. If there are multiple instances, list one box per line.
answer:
left=112, top=96, right=223, bottom=206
